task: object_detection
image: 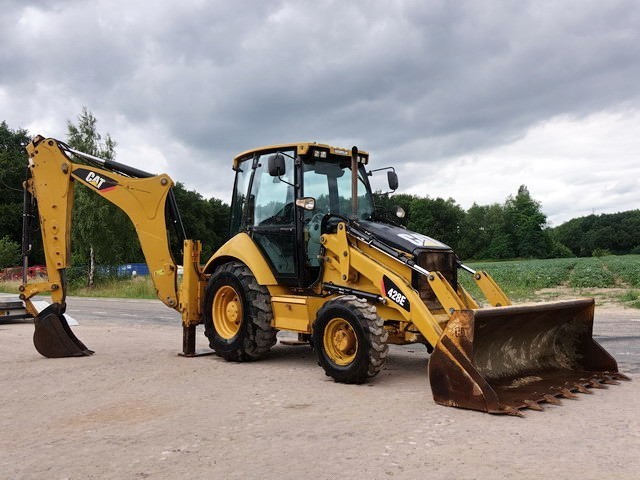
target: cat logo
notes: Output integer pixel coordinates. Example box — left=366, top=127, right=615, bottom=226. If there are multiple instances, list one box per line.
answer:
left=397, top=232, right=446, bottom=248
left=72, top=168, right=117, bottom=192
left=85, top=171, right=106, bottom=189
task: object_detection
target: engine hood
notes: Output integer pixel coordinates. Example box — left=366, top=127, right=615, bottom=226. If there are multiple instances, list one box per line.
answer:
left=355, top=220, right=452, bottom=256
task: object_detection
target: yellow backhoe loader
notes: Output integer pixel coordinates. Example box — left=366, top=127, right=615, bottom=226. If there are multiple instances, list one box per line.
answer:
left=19, top=136, right=628, bottom=415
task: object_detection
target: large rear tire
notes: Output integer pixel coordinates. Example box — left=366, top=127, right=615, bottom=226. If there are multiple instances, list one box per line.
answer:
left=313, top=295, right=388, bottom=384
left=203, top=262, right=277, bottom=361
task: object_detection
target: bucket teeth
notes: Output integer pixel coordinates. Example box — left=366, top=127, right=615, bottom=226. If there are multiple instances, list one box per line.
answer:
left=524, top=400, right=544, bottom=411
left=611, top=372, right=631, bottom=382
left=560, top=388, right=579, bottom=399
left=589, top=379, right=608, bottom=389
left=574, top=384, right=594, bottom=394
left=502, top=406, right=524, bottom=417
left=601, top=376, right=621, bottom=386
left=543, top=394, right=562, bottom=406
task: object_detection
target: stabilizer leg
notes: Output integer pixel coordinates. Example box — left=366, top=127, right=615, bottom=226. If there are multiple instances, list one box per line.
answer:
left=179, top=324, right=215, bottom=357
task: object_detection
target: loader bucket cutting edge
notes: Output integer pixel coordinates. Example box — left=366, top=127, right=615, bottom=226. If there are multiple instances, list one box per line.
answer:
left=33, top=304, right=93, bottom=358
left=428, top=299, right=629, bottom=415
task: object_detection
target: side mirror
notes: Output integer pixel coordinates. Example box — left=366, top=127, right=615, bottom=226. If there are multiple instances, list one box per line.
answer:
left=268, top=153, right=286, bottom=177
left=387, top=171, right=399, bottom=191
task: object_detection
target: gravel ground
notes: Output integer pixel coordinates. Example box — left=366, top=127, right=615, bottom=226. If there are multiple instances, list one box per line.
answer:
left=1, top=299, right=639, bottom=480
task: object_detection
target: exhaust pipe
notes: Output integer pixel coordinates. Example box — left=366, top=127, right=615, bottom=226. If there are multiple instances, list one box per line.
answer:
left=351, top=146, right=358, bottom=219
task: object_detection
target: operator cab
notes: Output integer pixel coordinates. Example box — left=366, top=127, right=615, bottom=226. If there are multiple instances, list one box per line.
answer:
left=230, top=143, right=385, bottom=287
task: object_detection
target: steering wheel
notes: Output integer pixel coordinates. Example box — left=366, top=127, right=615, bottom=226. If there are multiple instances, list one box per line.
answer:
left=305, top=211, right=326, bottom=266
left=306, top=211, right=325, bottom=231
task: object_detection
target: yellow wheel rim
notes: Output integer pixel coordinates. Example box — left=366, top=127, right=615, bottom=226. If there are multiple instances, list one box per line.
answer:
left=323, top=317, right=358, bottom=366
left=213, top=285, right=242, bottom=339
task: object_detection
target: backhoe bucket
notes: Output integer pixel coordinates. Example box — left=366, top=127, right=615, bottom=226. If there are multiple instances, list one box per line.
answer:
left=33, top=304, right=93, bottom=358
left=428, top=299, right=629, bottom=415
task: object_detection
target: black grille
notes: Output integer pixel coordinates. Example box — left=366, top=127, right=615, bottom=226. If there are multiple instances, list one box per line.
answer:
left=413, top=250, right=458, bottom=310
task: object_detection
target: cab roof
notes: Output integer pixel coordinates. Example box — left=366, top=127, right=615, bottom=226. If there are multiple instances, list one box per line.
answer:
left=232, top=142, right=369, bottom=170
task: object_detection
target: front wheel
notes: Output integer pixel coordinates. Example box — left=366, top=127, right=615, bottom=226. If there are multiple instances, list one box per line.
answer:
left=203, top=261, right=277, bottom=361
left=313, top=295, right=388, bottom=384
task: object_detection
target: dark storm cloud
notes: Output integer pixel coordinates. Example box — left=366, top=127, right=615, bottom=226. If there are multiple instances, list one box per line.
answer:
left=1, top=0, right=639, bottom=209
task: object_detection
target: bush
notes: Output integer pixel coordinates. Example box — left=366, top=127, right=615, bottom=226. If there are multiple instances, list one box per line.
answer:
left=0, top=236, right=20, bottom=269
left=550, top=241, right=573, bottom=258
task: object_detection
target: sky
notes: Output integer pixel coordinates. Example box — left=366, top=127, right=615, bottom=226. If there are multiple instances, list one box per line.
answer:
left=1, top=0, right=639, bottom=226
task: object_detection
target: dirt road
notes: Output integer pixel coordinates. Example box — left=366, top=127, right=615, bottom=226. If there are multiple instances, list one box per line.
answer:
left=1, top=297, right=639, bottom=479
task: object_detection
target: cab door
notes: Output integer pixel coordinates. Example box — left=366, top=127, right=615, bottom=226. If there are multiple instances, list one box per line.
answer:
left=249, top=149, right=300, bottom=285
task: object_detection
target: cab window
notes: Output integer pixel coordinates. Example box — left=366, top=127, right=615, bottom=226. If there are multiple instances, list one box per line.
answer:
left=252, top=151, right=296, bottom=226
left=229, top=157, right=252, bottom=234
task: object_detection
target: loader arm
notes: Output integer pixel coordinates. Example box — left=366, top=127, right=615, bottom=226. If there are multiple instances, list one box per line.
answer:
left=20, top=137, right=203, bottom=357
left=319, top=218, right=628, bottom=414
left=321, top=220, right=469, bottom=347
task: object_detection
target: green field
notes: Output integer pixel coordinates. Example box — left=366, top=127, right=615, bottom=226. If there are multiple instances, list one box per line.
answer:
left=2, top=255, right=640, bottom=308
left=459, top=254, right=640, bottom=308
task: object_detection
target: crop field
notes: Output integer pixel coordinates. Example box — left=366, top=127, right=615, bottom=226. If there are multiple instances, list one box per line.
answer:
left=459, top=254, right=640, bottom=307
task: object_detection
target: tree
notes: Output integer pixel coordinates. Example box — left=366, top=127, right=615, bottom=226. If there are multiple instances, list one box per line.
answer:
left=66, top=107, right=142, bottom=286
left=457, top=202, right=513, bottom=259
left=0, top=235, right=20, bottom=269
left=407, top=196, right=465, bottom=251
left=371, top=191, right=411, bottom=226
left=503, top=185, right=552, bottom=258
left=0, top=122, right=30, bottom=248
left=170, top=183, right=230, bottom=260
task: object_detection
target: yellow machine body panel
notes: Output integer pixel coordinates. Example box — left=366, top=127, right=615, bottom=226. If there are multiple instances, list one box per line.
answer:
left=204, top=233, right=279, bottom=286
left=269, top=296, right=330, bottom=333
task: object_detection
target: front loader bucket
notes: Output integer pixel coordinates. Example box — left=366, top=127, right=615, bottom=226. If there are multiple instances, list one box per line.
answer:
left=33, top=304, right=93, bottom=358
left=428, top=299, right=629, bottom=415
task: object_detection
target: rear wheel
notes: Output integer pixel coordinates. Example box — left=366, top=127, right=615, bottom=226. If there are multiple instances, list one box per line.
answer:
left=204, top=262, right=277, bottom=361
left=313, top=295, right=388, bottom=384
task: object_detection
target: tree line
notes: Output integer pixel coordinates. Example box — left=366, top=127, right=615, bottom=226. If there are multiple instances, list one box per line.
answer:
left=552, top=210, right=640, bottom=257
left=374, top=190, right=639, bottom=260
left=1, top=112, right=638, bottom=273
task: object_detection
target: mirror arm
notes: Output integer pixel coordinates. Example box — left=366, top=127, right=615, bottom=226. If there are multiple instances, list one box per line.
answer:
left=367, top=166, right=396, bottom=176
left=276, top=175, right=297, bottom=188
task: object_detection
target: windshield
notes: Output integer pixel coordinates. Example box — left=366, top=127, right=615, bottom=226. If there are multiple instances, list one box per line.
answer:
left=302, top=158, right=373, bottom=220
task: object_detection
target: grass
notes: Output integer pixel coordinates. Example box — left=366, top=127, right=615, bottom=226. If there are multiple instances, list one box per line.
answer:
left=0, top=276, right=157, bottom=299
left=69, top=276, right=157, bottom=299
left=3, top=254, right=640, bottom=308
left=619, top=289, right=640, bottom=309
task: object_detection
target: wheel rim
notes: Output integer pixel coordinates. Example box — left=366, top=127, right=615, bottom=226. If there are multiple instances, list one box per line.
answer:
left=323, top=317, right=358, bottom=366
left=212, top=285, right=243, bottom=339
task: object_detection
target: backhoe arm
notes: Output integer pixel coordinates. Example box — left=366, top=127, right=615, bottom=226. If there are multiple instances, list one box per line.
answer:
left=21, top=137, right=204, bottom=358
left=22, top=136, right=179, bottom=308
